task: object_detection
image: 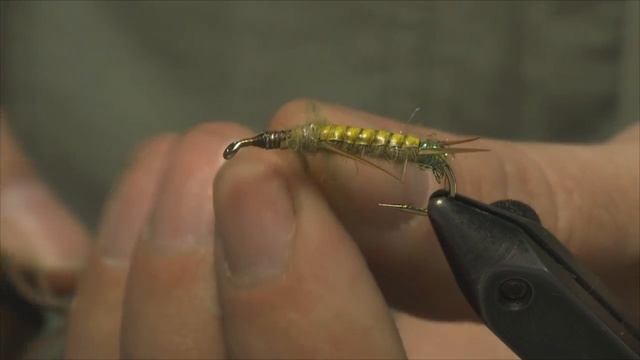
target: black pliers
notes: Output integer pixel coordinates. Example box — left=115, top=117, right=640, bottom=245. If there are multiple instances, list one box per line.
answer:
left=426, top=191, right=640, bottom=359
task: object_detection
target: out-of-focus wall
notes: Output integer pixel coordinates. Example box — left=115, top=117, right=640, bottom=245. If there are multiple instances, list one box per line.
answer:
left=1, top=1, right=638, bottom=227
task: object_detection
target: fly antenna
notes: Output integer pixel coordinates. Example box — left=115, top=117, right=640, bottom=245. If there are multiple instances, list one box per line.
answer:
left=441, top=136, right=481, bottom=146
left=407, top=107, right=421, bottom=124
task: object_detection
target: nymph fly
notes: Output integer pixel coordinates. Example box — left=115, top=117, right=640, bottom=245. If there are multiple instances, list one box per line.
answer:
left=223, top=109, right=485, bottom=215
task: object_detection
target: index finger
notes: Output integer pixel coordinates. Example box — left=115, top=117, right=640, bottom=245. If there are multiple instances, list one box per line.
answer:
left=266, top=99, right=639, bottom=321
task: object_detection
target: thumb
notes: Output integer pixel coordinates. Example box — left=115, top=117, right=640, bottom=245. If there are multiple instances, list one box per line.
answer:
left=268, top=100, right=639, bottom=322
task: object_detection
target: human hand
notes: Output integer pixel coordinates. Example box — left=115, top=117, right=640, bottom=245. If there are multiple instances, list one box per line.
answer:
left=1, top=115, right=89, bottom=302
left=257, top=100, right=639, bottom=323
left=1, top=114, right=89, bottom=359
left=64, top=100, right=639, bottom=359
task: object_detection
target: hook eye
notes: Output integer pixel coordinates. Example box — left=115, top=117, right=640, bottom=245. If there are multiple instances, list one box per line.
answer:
left=222, top=137, right=262, bottom=159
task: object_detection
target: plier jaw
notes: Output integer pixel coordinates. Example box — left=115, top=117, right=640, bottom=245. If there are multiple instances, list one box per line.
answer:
left=427, top=191, right=640, bottom=359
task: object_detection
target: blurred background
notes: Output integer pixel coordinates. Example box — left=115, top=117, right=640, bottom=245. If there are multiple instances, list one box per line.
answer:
left=2, top=1, right=638, bottom=229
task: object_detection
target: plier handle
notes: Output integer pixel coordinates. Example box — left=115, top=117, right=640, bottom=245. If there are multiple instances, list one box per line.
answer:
left=427, top=191, right=640, bottom=359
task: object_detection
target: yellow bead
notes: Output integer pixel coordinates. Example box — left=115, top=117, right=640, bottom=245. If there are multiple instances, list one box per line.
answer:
left=319, top=124, right=333, bottom=141
left=356, top=128, right=376, bottom=145
left=404, top=135, right=420, bottom=148
left=373, top=130, right=390, bottom=146
left=389, top=133, right=405, bottom=147
left=345, top=127, right=362, bottom=144
left=328, top=125, right=346, bottom=141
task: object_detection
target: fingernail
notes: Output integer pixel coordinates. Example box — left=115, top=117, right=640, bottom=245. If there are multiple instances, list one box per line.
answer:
left=216, top=163, right=295, bottom=282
